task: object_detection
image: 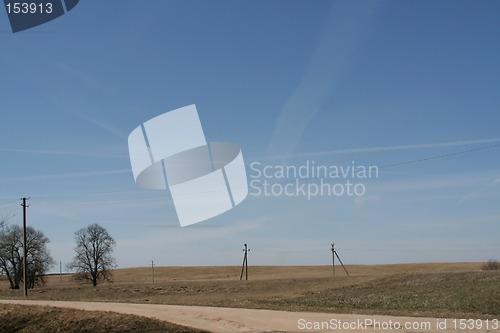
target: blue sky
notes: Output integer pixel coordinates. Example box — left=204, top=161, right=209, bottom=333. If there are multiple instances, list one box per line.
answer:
left=0, top=0, right=499, bottom=271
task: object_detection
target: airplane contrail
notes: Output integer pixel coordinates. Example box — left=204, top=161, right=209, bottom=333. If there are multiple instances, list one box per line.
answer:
left=0, top=147, right=126, bottom=158
left=0, top=169, right=130, bottom=183
left=264, top=137, right=500, bottom=160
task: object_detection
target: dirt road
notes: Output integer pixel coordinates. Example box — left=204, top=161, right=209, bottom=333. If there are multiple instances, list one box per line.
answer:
left=0, top=300, right=494, bottom=333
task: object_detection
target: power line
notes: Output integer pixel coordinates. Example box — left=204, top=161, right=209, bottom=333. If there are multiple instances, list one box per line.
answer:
left=240, top=144, right=500, bottom=193
left=379, top=144, right=499, bottom=169
left=2, top=144, right=497, bottom=208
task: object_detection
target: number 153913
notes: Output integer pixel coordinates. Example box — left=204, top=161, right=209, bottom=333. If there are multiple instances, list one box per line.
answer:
left=5, top=2, right=53, bottom=14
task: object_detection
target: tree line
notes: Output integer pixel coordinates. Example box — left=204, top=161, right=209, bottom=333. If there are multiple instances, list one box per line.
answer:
left=0, top=216, right=116, bottom=289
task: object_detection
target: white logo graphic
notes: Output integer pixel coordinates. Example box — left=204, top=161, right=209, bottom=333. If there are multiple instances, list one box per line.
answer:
left=128, top=105, right=248, bottom=227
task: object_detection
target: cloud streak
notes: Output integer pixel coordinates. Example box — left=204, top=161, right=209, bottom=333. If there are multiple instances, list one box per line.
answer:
left=267, top=1, right=382, bottom=157
left=70, top=110, right=128, bottom=140
left=262, top=137, right=500, bottom=160
left=0, top=169, right=130, bottom=183
left=54, top=62, right=114, bottom=94
left=458, top=175, right=500, bottom=206
left=0, top=147, right=126, bottom=158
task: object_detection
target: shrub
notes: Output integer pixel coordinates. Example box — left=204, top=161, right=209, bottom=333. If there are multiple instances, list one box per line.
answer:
left=481, top=260, right=500, bottom=271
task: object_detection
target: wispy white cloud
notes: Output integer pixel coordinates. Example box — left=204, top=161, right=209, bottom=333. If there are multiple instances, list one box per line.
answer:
left=49, top=62, right=127, bottom=140
left=458, top=175, right=500, bottom=206
left=53, top=62, right=114, bottom=94
left=70, top=110, right=128, bottom=140
left=263, top=137, right=500, bottom=160
left=112, top=216, right=267, bottom=265
left=32, top=196, right=169, bottom=225
left=0, top=169, right=130, bottom=183
left=372, top=172, right=488, bottom=192
left=0, top=147, right=126, bottom=158
left=267, top=1, right=382, bottom=157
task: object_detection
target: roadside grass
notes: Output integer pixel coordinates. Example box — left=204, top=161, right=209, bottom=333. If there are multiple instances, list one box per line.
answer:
left=0, top=304, right=209, bottom=333
left=261, top=271, right=500, bottom=319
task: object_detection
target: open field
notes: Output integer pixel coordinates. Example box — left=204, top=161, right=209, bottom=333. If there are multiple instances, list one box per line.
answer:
left=1, top=262, right=499, bottom=320
left=67, top=262, right=487, bottom=284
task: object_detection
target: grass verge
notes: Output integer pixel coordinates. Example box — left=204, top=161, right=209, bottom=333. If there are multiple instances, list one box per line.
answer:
left=0, top=304, right=209, bottom=333
left=261, top=271, right=500, bottom=319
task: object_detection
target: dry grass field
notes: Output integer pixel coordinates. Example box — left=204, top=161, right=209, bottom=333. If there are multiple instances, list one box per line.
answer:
left=1, top=262, right=499, bottom=321
left=100, top=262, right=486, bottom=283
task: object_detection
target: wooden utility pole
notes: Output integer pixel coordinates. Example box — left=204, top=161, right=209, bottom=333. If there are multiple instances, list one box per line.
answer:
left=331, top=243, right=349, bottom=277
left=21, top=197, right=29, bottom=298
left=331, top=243, right=335, bottom=277
left=240, top=243, right=249, bottom=280
left=151, top=260, right=155, bottom=284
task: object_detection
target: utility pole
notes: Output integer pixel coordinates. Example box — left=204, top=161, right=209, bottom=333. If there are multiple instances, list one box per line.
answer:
left=151, top=260, right=155, bottom=284
left=331, top=243, right=349, bottom=277
left=21, top=197, right=29, bottom=298
left=240, top=243, right=249, bottom=281
left=60, top=261, right=62, bottom=283
left=331, top=243, right=335, bottom=277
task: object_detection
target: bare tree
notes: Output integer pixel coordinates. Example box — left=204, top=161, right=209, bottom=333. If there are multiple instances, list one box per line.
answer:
left=0, top=222, right=54, bottom=289
left=68, top=223, right=117, bottom=286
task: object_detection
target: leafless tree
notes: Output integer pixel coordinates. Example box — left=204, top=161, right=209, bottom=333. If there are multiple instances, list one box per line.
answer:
left=0, top=216, right=6, bottom=229
left=68, top=223, right=117, bottom=286
left=0, top=220, right=54, bottom=289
